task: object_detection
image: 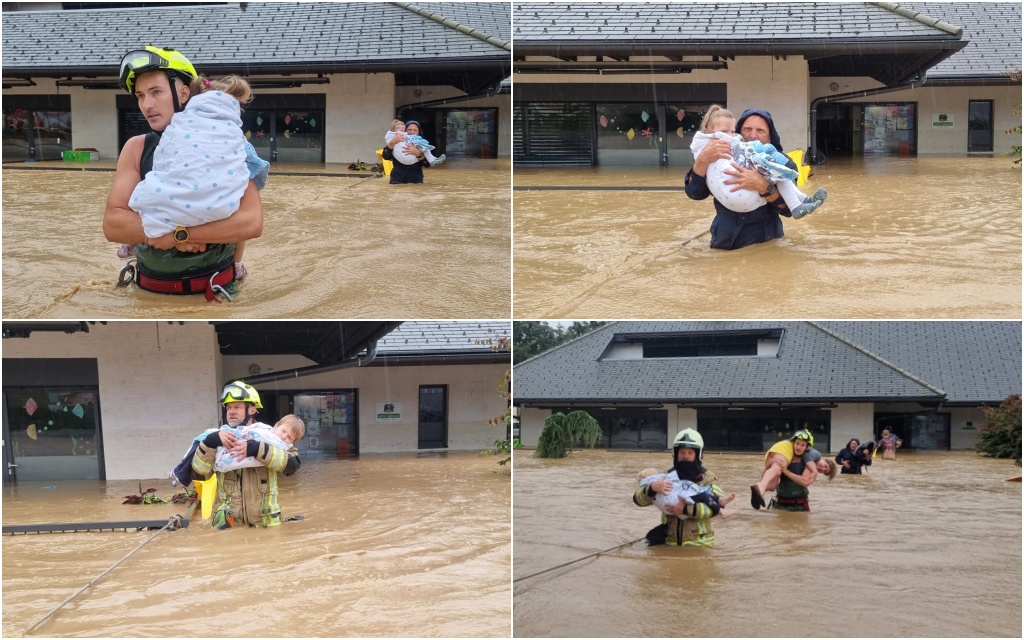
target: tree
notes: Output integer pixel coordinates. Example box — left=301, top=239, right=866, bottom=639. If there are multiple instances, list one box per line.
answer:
left=976, top=394, right=1021, bottom=464
left=534, top=410, right=602, bottom=459
left=513, top=321, right=608, bottom=364
left=478, top=332, right=512, bottom=469
left=1004, top=69, right=1021, bottom=166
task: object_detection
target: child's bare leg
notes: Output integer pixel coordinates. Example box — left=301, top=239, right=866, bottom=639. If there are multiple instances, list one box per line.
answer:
left=719, top=505, right=738, bottom=519
left=234, top=240, right=248, bottom=280
left=755, top=454, right=788, bottom=494
left=719, top=492, right=736, bottom=506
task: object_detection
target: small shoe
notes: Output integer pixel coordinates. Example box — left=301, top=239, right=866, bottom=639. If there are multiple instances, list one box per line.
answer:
left=430, top=153, right=446, bottom=167
left=234, top=262, right=248, bottom=281
left=791, top=188, right=827, bottom=219
left=117, top=244, right=137, bottom=259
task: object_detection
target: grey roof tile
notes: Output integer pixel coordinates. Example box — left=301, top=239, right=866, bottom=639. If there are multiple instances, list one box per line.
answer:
left=897, top=2, right=1022, bottom=78
left=378, top=321, right=509, bottom=355
left=2, top=2, right=509, bottom=73
left=513, top=321, right=1021, bottom=404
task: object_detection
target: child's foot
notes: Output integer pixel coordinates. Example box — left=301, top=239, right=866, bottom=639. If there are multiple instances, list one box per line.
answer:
left=791, top=187, right=827, bottom=219
left=719, top=506, right=738, bottom=519
left=234, top=262, right=248, bottom=281
left=430, top=153, right=446, bottom=167
left=117, top=243, right=137, bottom=259
left=719, top=492, right=736, bottom=506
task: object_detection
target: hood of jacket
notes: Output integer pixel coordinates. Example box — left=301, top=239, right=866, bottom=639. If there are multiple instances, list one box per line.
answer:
left=736, top=108, right=784, bottom=152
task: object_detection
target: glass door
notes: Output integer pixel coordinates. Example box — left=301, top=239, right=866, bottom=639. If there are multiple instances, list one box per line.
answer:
left=418, top=386, right=447, bottom=449
left=2, top=387, right=102, bottom=482
left=291, top=391, right=357, bottom=456
left=442, top=108, right=498, bottom=158
left=968, top=100, right=994, bottom=152
left=241, top=108, right=325, bottom=163
left=595, top=103, right=661, bottom=166
left=3, top=104, right=73, bottom=162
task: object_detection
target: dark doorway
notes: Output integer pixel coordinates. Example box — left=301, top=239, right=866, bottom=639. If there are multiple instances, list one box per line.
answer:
left=698, top=407, right=831, bottom=453
left=814, top=103, right=855, bottom=159
left=968, top=100, right=994, bottom=152
left=418, top=385, right=448, bottom=449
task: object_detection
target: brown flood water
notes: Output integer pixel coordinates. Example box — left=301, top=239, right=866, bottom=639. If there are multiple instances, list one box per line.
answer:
left=2, top=452, right=511, bottom=638
left=513, top=449, right=1022, bottom=638
left=513, top=157, right=1022, bottom=318
left=1, top=161, right=510, bottom=319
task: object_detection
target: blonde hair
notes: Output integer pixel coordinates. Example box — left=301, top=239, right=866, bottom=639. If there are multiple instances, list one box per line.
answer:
left=636, top=467, right=661, bottom=485
left=275, top=414, right=306, bottom=442
left=699, top=104, right=735, bottom=134
left=390, top=119, right=405, bottom=132
left=189, top=74, right=253, bottom=104
left=822, top=458, right=838, bottom=481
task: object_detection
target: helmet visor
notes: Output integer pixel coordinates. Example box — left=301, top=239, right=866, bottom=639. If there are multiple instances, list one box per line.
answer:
left=119, top=49, right=171, bottom=92
left=220, top=383, right=252, bottom=405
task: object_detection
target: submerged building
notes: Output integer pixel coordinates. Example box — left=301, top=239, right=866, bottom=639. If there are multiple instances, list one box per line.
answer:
left=512, top=2, right=1021, bottom=166
left=2, top=321, right=511, bottom=482
left=2, top=2, right=511, bottom=164
left=513, top=321, right=1021, bottom=453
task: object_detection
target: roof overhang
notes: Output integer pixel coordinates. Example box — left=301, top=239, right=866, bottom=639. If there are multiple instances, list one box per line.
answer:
left=211, top=321, right=401, bottom=365
left=516, top=394, right=944, bottom=406
left=514, top=38, right=967, bottom=86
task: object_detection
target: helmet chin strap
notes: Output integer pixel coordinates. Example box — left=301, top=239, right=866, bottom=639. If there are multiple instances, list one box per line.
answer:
left=167, top=71, right=184, bottom=113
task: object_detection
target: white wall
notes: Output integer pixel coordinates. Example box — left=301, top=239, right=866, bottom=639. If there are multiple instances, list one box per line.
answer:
left=2, top=323, right=222, bottom=480
left=947, top=406, right=986, bottom=450
left=726, top=56, right=810, bottom=154
left=221, top=355, right=509, bottom=453
left=828, top=403, right=876, bottom=452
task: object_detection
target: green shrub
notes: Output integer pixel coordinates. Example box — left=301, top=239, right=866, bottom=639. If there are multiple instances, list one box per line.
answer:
left=976, top=394, right=1022, bottom=462
left=534, top=410, right=602, bottom=458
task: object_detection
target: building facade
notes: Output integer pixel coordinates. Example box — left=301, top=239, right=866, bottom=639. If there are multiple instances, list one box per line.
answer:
left=513, top=321, right=1021, bottom=454
left=512, top=2, right=1021, bottom=166
left=2, top=321, right=510, bottom=482
left=2, top=2, right=511, bottom=164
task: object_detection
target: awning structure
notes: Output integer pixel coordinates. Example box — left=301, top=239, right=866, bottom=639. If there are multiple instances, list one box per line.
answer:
left=211, top=321, right=401, bottom=365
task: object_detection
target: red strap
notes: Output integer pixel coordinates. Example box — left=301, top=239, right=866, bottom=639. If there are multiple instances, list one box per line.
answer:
left=137, top=266, right=234, bottom=299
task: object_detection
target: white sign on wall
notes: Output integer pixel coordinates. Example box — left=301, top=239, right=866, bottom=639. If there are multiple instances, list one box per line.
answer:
left=376, top=402, right=402, bottom=422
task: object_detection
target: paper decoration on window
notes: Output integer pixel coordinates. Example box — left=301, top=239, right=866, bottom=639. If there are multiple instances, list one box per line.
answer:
left=626, top=128, right=635, bottom=140
left=72, top=404, right=85, bottom=419
left=245, top=130, right=252, bottom=139
left=26, top=424, right=37, bottom=440
left=641, top=110, right=650, bottom=122
left=641, top=127, right=652, bottom=138
left=677, top=109, right=686, bottom=121
left=256, top=116, right=264, bottom=126
left=599, top=115, right=608, bottom=128
left=285, top=114, right=292, bottom=125
left=310, top=118, right=316, bottom=127
left=284, top=130, right=291, bottom=138
left=25, top=398, right=37, bottom=416
left=676, top=127, right=684, bottom=138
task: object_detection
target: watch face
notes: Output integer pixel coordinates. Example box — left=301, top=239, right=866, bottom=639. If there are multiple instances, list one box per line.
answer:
left=174, top=229, right=188, bottom=242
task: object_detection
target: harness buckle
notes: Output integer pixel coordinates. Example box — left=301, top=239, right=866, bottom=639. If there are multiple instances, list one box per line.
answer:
left=117, top=260, right=137, bottom=287
left=206, top=270, right=232, bottom=303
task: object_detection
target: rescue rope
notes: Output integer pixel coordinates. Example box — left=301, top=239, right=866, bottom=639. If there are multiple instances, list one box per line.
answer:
left=25, top=514, right=185, bottom=635
left=512, top=536, right=645, bottom=584
left=681, top=229, right=712, bottom=246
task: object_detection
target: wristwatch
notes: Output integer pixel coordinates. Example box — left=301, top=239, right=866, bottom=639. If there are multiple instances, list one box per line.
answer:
left=759, top=183, right=777, bottom=198
left=173, top=226, right=190, bottom=243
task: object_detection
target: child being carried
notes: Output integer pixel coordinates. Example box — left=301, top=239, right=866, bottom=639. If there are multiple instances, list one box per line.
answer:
left=690, top=104, right=826, bottom=219
left=385, top=119, right=446, bottom=166
left=637, top=467, right=737, bottom=519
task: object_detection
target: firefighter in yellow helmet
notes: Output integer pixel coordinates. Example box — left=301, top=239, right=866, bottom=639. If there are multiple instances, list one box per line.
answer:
left=104, top=46, right=264, bottom=299
left=633, top=429, right=734, bottom=547
left=191, top=381, right=301, bottom=528
left=751, top=427, right=836, bottom=510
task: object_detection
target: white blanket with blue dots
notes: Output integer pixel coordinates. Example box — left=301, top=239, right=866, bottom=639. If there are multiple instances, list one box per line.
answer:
left=130, top=90, right=267, bottom=239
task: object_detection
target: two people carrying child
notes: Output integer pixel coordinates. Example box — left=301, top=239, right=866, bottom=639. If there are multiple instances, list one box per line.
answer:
left=104, top=46, right=265, bottom=300
left=685, top=106, right=827, bottom=250
left=179, top=380, right=304, bottom=528
left=634, top=429, right=735, bottom=547
left=835, top=438, right=875, bottom=475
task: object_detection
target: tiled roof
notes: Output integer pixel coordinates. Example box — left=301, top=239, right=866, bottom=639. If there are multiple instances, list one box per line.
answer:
left=377, top=321, right=509, bottom=355
left=1, top=2, right=510, bottom=75
left=897, top=2, right=1022, bottom=79
left=513, top=321, right=1020, bottom=404
left=512, top=2, right=957, bottom=43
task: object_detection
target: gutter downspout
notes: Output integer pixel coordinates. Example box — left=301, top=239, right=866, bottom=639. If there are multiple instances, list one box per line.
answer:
left=242, top=340, right=379, bottom=385
left=808, top=69, right=928, bottom=165
left=392, top=2, right=511, bottom=51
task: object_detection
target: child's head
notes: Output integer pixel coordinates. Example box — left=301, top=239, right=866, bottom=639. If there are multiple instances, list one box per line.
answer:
left=390, top=119, right=406, bottom=132
left=817, top=458, right=838, bottom=481
left=699, top=104, right=735, bottom=134
left=636, top=467, right=660, bottom=486
left=273, top=414, right=306, bottom=445
left=189, top=74, right=253, bottom=104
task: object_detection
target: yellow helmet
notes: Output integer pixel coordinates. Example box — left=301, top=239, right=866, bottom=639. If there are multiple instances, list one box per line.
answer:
left=220, top=380, right=262, bottom=409
left=792, top=429, right=814, bottom=447
left=672, top=428, right=705, bottom=460
left=119, top=46, right=197, bottom=94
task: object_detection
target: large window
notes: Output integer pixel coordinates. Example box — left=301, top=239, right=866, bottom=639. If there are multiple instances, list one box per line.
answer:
left=3, top=387, right=102, bottom=482
left=242, top=106, right=325, bottom=164
left=862, top=103, right=916, bottom=156
left=290, top=390, right=357, bottom=456
left=442, top=108, right=498, bottom=158
left=3, top=96, right=72, bottom=162
left=513, top=102, right=593, bottom=166
left=698, top=408, right=831, bottom=453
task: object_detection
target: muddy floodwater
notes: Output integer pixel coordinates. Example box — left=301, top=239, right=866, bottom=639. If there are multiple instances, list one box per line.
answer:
left=1, top=161, right=510, bottom=319
left=513, top=450, right=1021, bottom=638
left=513, top=157, right=1022, bottom=318
left=2, top=452, right=511, bottom=638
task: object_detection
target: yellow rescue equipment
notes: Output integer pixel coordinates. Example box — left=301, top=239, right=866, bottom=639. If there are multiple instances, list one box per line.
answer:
left=786, top=149, right=811, bottom=187
left=375, top=149, right=393, bottom=176
left=193, top=475, right=218, bottom=519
